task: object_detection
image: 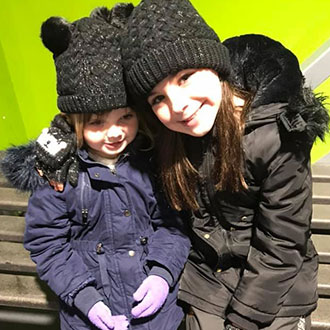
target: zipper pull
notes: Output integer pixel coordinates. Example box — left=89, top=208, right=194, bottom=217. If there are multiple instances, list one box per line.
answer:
left=109, top=164, right=116, bottom=175
left=82, top=208, right=88, bottom=224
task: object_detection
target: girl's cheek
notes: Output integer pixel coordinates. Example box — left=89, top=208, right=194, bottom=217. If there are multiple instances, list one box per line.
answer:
left=85, top=131, right=103, bottom=142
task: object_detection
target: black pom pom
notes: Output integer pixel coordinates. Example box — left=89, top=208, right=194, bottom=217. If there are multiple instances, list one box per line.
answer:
left=41, top=17, right=71, bottom=56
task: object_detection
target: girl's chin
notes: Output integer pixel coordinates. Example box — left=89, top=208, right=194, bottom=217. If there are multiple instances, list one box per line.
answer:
left=180, top=124, right=213, bottom=137
left=186, top=130, right=211, bottom=137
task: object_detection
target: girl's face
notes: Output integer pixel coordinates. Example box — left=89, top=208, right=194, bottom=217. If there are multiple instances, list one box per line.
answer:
left=83, top=107, right=138, bottom=159
left=148, top=68, right=222, bottom=137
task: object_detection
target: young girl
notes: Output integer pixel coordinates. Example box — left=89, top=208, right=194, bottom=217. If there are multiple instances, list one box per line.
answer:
left=121, top=0, right=330, bottom=330
left=2, top=5, right=190, bottom=330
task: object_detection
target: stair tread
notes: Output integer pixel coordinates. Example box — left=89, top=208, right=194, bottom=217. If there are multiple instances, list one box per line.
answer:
left=313, top=181, right=330, bottom=198
left=312, top=234, right=330, bottom=264
left=0, top=175, right=11, bottom=188
left=0, top=273, right=58, bottom=311
left=312, top=163, right=330, bottom=177
left=312, top=218, right=330, bottom=231
left=318, top=264, right=330, bottom=296
left=312, top=298, right=330, bottom=328
left=313, top=204, right=330, bottom=222
left=0, top=215, right=25, bottom=242
left=0, top=187, right=29, bottom=211
left=0, top=241, right=35, bottom=273
left=313, top=234, right=330, bottom=253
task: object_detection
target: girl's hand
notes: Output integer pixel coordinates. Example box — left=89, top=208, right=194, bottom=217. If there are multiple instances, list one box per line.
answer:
left=88, top=302, right=129, bottom=330
left=111, top=315, right=129, bottom=330
left=88, top=301, right=114, bottom=330
left=131, top=275, right=169, bottom=318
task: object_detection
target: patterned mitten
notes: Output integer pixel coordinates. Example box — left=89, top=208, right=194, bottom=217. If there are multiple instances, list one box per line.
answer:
left=35, top=114, right=78, bottom=187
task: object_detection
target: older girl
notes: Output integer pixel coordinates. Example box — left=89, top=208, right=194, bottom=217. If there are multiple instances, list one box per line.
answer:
left=121, top=0, right=329, bottom=329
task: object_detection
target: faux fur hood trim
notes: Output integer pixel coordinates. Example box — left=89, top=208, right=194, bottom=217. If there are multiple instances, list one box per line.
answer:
left=223, top=34, right=329, bottom=142
left=0, top=141, right=45, bottom=192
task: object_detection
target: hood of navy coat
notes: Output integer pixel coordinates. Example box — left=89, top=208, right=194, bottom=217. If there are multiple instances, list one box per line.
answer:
left=223, top=34, right=329, bottom=143
left=0, top=140, right=45, bottom=192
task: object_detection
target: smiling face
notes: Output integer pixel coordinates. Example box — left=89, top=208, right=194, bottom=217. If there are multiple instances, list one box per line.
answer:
left=147, top=68, right=222, bottom=137
left=83, top=107, right=138, bottom=159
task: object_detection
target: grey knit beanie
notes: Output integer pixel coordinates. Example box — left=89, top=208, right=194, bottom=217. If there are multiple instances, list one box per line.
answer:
left=41, top=4, right=134, bottom=114
left=121, top=0, right=231, bottom=98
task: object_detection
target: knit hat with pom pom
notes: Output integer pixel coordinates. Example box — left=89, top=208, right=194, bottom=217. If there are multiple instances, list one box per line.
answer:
left=41, top=3, right=134, bottom=113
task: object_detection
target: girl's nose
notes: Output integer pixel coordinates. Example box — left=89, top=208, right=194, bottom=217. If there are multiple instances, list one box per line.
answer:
left=106, top=126, right=123, bottom=141
left=168, top=87, right=188, bottom=114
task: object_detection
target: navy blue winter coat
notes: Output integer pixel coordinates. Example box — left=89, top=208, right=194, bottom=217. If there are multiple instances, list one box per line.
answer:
left=24, top=148, right=190, bottom=330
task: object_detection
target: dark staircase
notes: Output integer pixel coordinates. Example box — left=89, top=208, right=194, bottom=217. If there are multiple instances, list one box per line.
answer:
left=0, top=171, right=59, bottom=329
left=310, top=160, right=330, bottom=329
left=0, top=160, right=329, bottom=329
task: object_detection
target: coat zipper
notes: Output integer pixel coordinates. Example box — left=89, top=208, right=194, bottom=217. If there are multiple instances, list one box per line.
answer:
left=109, top=164, right=116, bottom=175
left=81, top=172, right=89, bottom=225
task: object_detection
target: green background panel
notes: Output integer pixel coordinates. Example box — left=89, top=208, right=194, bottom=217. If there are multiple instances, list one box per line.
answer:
left=0, top=0, right=329, bottom=161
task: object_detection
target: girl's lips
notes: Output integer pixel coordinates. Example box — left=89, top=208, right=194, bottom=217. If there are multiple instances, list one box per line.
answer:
left=180, top=102, right=205, bottom=126
left=104, top=141, right=124, bottom=149
left=180, top=113, right=197, bottom=126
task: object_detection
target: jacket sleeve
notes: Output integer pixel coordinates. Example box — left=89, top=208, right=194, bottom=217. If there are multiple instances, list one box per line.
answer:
left=146, top=189, right=191, bottom=286
left=227, top=141, right=313, bottom=329
left=24, top=184, right=103, bottom=312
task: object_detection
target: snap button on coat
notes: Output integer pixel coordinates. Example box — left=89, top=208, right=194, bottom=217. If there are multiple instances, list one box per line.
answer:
left=123, top=209, right=131, bottom=217
left=128, top=250, right=135, bottom=257
left=96, top=243, right=103, bottom=254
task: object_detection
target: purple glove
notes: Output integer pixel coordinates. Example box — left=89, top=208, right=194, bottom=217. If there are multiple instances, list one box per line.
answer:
left=88, top=301, right=129, bottom=330
left=131, top=275, right=169, bottom=318
left=111, top=315, right=129, bottom=330
left=88, top=301, right=114, bottom=330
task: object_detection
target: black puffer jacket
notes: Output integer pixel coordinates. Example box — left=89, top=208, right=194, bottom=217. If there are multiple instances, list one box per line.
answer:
left=178, top=34, right=329, bottom=330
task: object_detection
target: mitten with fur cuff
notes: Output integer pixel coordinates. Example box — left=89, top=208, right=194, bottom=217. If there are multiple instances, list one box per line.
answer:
left=35, top=114, right=78, bottom=188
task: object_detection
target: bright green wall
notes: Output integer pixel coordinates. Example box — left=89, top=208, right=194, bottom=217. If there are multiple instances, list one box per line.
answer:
left=1, top=0, right=329, bottom=161
left=0, top=40, right=26, bottom=147
left=194, top=0, right=330, bottom=162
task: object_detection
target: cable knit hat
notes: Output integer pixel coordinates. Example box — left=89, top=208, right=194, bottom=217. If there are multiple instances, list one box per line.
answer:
left=121, top=0, right=231, bottom=98
left=41, top=4, right=134, bottom=113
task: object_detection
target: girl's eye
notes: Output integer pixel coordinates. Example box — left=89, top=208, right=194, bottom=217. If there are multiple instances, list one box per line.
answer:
left=179, top=71, right=195, bottom=84
left=180, top=73, right=192, bottom=82
left=88, top=119, right=103, bottom=126
left=150, top=95, right=165, bottom=106
left=121, top=113, right=134, bottom=120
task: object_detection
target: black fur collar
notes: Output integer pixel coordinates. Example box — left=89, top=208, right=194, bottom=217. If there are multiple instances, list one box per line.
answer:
left=223, top=34, right=329, bottom=142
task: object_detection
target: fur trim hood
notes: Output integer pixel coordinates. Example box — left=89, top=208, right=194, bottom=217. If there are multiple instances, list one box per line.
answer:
left=223, top=34, right=329, bottom=142
left=0, top=141, right=44, bottom=192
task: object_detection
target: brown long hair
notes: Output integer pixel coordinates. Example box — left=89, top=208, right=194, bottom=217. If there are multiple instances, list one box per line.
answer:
left=156, top=81, right=251, bottom=211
